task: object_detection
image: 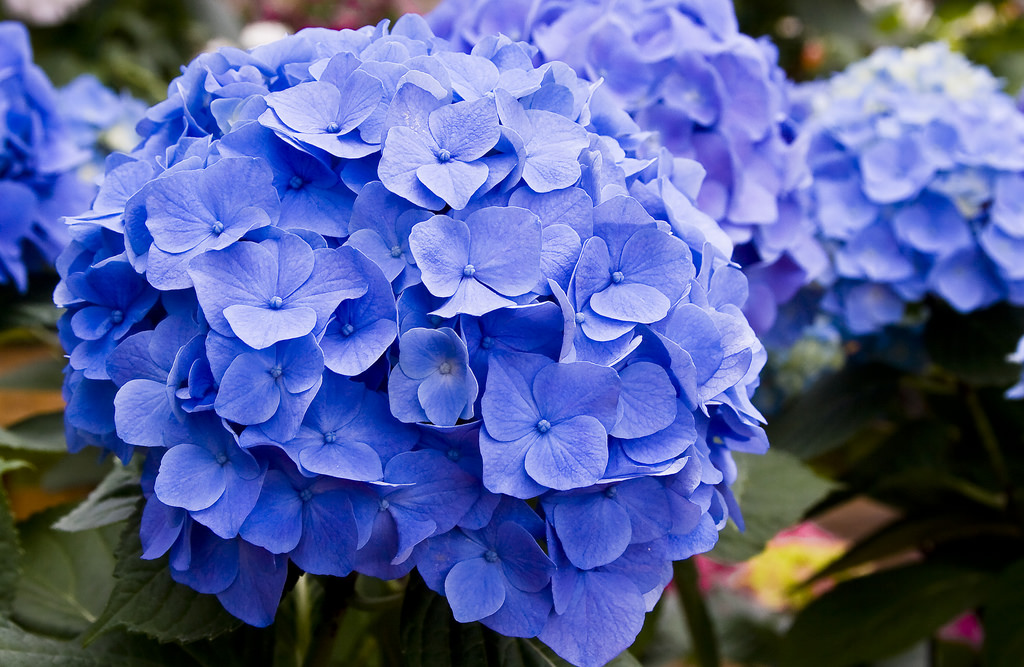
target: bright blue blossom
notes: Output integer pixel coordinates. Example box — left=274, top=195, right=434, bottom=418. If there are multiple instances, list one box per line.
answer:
left=58, top=16, right=768, bottom=667
left=409, top=206, right=542, bottom=317
left=390, top=327, right=479, bottom=426
left=427, top=0, right=825, bottom=336
left=379, top=94, right=502, bottom=210
left=480, top=352, right=620, bottom=497
left=189, top=234, right=366, bottom=349
left=792, top=42, right=1024, bottom=335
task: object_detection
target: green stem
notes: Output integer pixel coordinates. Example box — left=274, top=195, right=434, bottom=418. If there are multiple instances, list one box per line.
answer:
left=964, top=386, right=1011, bottom=491
left=673, top=559, right=720, bottom=667
left=304, top=575, right=357, bottom=667
left=962, top=385, right=1023, bottom=532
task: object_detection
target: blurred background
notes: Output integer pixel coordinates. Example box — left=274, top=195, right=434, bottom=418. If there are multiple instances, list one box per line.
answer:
left=5, top=0, right=1024, bottom=104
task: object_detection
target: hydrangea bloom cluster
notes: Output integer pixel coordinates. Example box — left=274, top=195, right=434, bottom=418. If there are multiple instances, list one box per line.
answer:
left=58, top=74, right=146, bottom=172
left=56, top=16, right=767, bottom=666
left=792, top=42, right=1024, bottom=335
left=426, top=0, right=825, bottom=335
left=0, top=20, right=99, bottom=289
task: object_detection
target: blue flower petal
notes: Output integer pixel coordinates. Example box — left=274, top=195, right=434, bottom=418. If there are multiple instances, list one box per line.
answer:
left=524, top=415, right=608, bottom=490
left=154, top=444, right=226, bottom=512
left=239, top=469, right=304, bottom=553
left=445, top=557, right=507, bottom=622
left=550, top=492, right=631, bottom=569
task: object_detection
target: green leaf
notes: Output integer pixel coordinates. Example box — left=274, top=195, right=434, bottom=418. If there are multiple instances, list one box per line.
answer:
left=0, top=412, right=68, bottom=454
left=808, top=513, right=1019, bottom=583
left=83, top=503, right=241, bottom=645
left=768, top=363, right=901, bottom=460
left=925, top=303, right=1024, bottom=387
left=711, top=449, right=836, bottom=562
left=53, top=464, right=142, bottom=533
left=0, top=620, right=194, bottom=666
left=0, top=357, right=64, bottom=390
left=780, top=563, right=992, bottom=667
left=0, top=459, right=28, bottom=618
left=39, top=448, right=114, bottom=491
left=400, top=574, right=460, bottom=667
left=12, top=507, right=120, bottom=638
left=983, top=561, right=1024, bottom=667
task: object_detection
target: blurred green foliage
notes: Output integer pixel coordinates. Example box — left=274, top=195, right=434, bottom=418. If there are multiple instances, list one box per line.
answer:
left=0, top=0, right=238, bottom=102
left=736, top=0, right=1024, bottom=93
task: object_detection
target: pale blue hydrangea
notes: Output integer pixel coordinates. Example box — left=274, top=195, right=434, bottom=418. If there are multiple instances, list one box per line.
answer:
left=793, top=42, right=1024, bottom=335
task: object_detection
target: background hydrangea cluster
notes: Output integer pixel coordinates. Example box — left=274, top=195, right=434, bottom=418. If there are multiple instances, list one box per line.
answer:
left=426, top=0, right=827, bottom=336
left=55, top=15, right=767, bottom=666
left=792, top=42, right=1024, bottom=336
left=0, top=20, right=107, bottom=290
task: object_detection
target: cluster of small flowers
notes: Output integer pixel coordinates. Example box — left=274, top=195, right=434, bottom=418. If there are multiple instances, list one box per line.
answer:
left=57, top=74, right=147, bottom=174
left=0, top=21, right=100, bottom=290
left=426, top=0, right=826, bottom=335
left=56, top=15, right=767, bottom=666
left=792, top=42, right=1024, bottom=335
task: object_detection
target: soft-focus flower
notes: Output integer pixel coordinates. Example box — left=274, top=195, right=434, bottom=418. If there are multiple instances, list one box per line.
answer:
left=59, top=16, right=767, bottom=667
left=792, top=42, right=1024, bottom=335
left=3, top=0, right=89, bottom=26
left=426, top=0, right=827, bottom=336
left=0, top=21, right=123, bottom=289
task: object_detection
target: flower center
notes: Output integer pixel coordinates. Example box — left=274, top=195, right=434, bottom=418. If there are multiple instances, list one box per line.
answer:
left=536, top=419, right=551, bottom=434
left=446, top=447, right=461, bottom=462
left=378, top=498, right=390, bottom=512
left=110, top=309, right=124, bottom=325
left=604, top=486, right=618, bottom=499
left=483, top=550, right=499, bottom=563
left=438, top=361, right=453, bottom=375
left=268, top=296, right=284, bottom=310
left=428, top=314, right=443, bottom=327
left=574, top=312, right=586, bottom=324
left=610, top=271, right=624, bottom=284
left=269, top=365, right=283, bottom=379
left=341, top=323, right=355, bottom=337
left=390, top=245, right=403, bottom=258
left=215, top=453, right=228, bottom=465
left=323, top=431, right=337, bottom=444
left=326, top=121, right=341, bottom=133
left=463, top=264, right=476, bottom=277
left=211, top=220, right=224, bottom=235
left=437, top=148, right=452, bottom=163
left=289, top=175, right=305, bottom=190
left=299, top=488, right=313, bottom=503
left=480, top=336, right=495, bottom=350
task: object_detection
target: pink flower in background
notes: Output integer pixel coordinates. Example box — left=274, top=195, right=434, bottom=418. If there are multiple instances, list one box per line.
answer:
left=228, top=0, right=439, bottom=30
left=696, top=522, right=849, bottom=611
left=939, top=612, right=984, bottom=648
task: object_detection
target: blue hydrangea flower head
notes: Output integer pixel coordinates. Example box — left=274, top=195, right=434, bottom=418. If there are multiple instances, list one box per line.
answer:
left=793, top=42, right=1024, bottom=335
left=0, top=21, right=142, bottom=290
left=58, top=14, right=768, bottom=666
left=426, top=0, right=825, bottom=336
